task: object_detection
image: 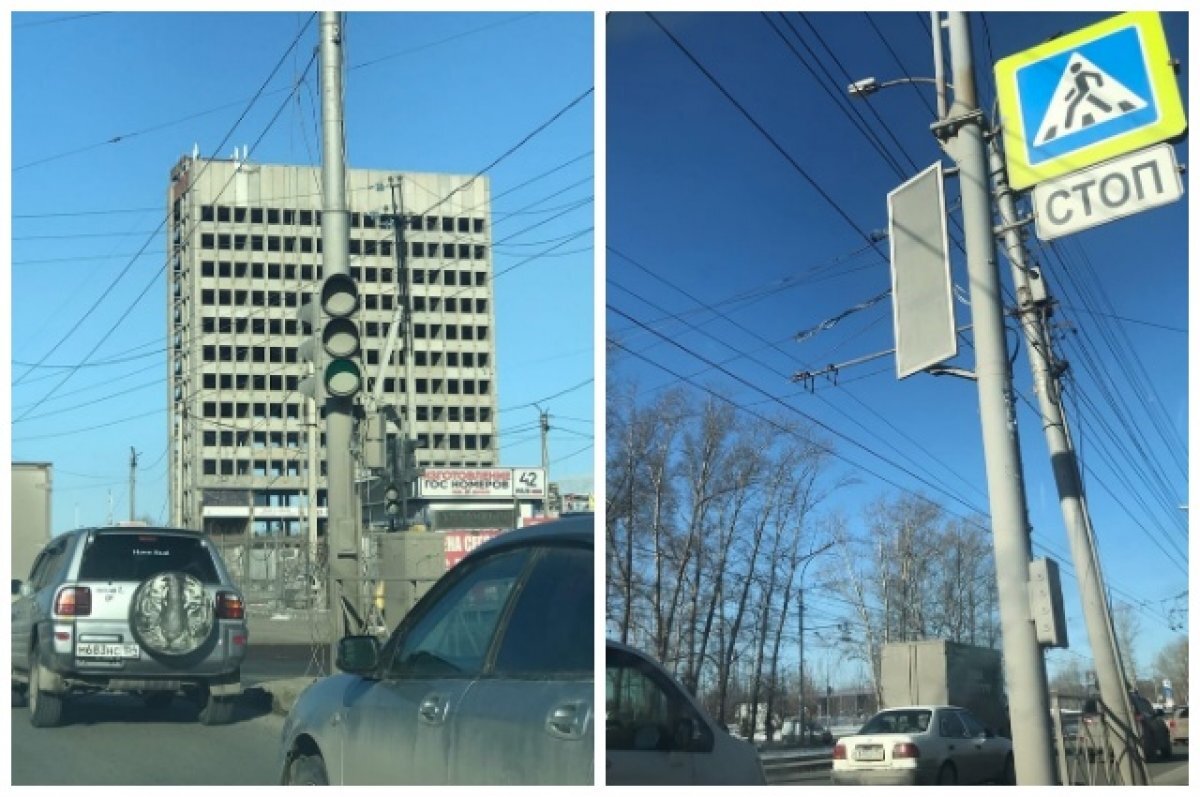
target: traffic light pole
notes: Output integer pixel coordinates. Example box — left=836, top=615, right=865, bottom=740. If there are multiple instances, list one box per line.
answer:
left=939, top=12, right=1055, bottom=784
left=320, top=11, right=362, bottom=649
left=985, top=135, right=1146, bottom=784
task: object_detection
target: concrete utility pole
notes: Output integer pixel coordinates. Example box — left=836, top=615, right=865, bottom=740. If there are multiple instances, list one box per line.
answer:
left=320, top=10, right=361, bottom=645
left=305, top=356, right=320, bottom=601
left=937, top=12, right=1055, bottom=784
left=986, top=136, right=1146, bottom=784
left=387, top=175, right=417, bottom=526
left=129, top=447, right=139, bottom=522
left=538, top=406, right=551, bottom=477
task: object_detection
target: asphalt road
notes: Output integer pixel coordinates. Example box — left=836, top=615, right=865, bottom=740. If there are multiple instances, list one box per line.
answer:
left=10, top=691, right=286, bottom=785
left=9, top=643, right=321, bottom=786
left=242, top=642, right=331, bottom=685
left=765, top=745, right=1189, bottom=786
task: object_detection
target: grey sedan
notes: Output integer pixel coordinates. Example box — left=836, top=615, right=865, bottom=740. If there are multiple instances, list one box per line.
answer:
left=276, top=514, right=594, bottom=785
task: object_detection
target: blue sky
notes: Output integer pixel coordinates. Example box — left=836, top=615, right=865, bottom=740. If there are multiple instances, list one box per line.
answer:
left=607, top=11, right=1188, bottom=686
left=8, top=12, right=594, bottom=532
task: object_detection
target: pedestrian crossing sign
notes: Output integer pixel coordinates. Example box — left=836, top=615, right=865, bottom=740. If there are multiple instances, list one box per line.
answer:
left=995, top=12, right=1186, bottom=190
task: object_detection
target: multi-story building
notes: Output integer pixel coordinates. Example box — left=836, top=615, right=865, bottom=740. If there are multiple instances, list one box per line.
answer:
left=167, top=154, right=499, bottom=546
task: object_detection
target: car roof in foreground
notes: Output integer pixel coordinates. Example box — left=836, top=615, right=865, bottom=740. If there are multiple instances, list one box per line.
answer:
left=466, top=512, right=593, bottom=560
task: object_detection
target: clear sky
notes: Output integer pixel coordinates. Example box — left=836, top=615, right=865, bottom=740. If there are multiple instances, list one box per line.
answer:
left=607, top=11, right=1188, bottom=687
left=8, top=12, right=595, bottom=535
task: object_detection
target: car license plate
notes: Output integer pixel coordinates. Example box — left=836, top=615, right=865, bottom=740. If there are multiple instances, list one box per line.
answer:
left=854, top=746, right=884, bottom=761
left=77, top=643, right=140, bottom=659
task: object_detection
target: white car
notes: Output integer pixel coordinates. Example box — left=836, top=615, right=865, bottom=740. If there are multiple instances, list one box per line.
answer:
left=831, top=705, right=1014, bottom=786
left=606, top=641, right=767, bottom=785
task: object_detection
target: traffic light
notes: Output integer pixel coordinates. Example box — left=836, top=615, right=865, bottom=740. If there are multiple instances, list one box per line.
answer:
left=296, top=275, right=362, bottom=403
left=318, top=273, right=361, bottom=399
left=384, top=484, right=401, bottom=517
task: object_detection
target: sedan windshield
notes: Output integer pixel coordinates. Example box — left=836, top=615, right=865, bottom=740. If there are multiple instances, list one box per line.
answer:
left=860, top=709, right=932, bottom=735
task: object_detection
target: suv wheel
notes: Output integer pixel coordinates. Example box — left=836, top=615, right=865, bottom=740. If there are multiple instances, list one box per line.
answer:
left=288, top=753, right=330, bottom=785
left=130, top=571, right=216, bottom=657
left=28, top=654, right=65, bottom=728
left=11, top=682, right=28, bottom=709
left=198, top=687, right=235, bottom=726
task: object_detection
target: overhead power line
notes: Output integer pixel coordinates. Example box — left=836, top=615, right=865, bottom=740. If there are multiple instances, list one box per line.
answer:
left=14, top=23, right=320, bottom=418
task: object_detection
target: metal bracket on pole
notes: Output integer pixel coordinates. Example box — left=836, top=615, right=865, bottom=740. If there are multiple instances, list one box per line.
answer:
left=930, top=108, right=986, bottom=141
left=925, top=366, right=977, bottom=380
left=994, top=216, right=1035, bottom=237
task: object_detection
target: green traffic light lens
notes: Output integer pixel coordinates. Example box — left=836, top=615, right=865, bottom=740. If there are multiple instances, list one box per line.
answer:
left=324, top=359, right=362, bottom=397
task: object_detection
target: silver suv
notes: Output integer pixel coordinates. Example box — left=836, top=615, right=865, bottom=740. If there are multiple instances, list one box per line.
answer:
left=10, top=525, right=248, bottom=727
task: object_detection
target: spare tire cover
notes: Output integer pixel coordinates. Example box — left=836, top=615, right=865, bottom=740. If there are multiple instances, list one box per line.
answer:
left=130, top=571, right=215, bottom=656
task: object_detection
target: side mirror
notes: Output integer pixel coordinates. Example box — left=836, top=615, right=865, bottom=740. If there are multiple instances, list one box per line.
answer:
left=983, top=727, right=995, bottom=738
left=12, top=579, right=23, bottom=597
left=336, top=635, right=382, bottom=676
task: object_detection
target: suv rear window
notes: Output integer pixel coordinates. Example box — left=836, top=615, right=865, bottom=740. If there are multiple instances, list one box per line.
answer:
left=77, top=533, right=220, bottom=584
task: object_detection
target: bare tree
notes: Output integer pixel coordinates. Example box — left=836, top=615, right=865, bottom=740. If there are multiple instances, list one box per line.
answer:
left=1152, top=636, right=1188, bottom=704
left=1112, top=602, right=1143, bottom=685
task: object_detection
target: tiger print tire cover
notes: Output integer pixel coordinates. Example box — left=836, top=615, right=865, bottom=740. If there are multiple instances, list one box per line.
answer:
left=129, top=571, right=215, bottom=657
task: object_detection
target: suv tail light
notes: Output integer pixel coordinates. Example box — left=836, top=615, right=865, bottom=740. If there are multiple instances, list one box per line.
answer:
left=832, top=743, right=846, bottom=760
left=215, top=591, right=245, bottom=620
left=55, top=586, right=92, bottom=616
left=893, top=742, right=920, bottom=759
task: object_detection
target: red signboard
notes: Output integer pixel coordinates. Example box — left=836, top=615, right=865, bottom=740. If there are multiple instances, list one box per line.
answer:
left=442, top=529, right=503, bottom=569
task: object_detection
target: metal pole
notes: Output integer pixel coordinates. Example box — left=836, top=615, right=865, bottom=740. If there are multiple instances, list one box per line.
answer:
left=129, top=447, right=138, bottom=521
left=986, top=135, right=1146, bottom=785
left=798, top=586, right=806, bottom=744
left=941, top=12, right=1055, bottom=784
left=320, top=10, right=359, bottom=648
left=930, top=11, right=947, bottom=120
left=306, top=356, right=320, bottom=606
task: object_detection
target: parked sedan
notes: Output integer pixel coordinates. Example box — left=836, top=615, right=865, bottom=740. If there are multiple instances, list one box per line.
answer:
left=831, top=706, right=1014, bottom=786
left=276, top=514, right=594, bottom=785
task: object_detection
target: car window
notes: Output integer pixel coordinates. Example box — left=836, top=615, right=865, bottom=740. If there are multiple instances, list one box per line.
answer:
left=959, top=711, right=987, bottom=737
left=606, top=649, right=713, bottom=753
left=77, top=533, right=219, bottom=583
left=492, top=545, right=592, bottom=677
left=861, top=709, right=932, bottom=734
left=30, top=543, right=68, bottom=590
left=938, top=711, right=968, bottom=738
left=388, top=547, right=530, bottom=679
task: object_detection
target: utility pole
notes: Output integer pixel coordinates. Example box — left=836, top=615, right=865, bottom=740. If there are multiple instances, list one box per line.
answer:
left=386, top=175, right=416, bottom=526
left=986, top=136, right=1146, bottom=783
left=305, top=355, right=320, bottom=606
left=538, top=405, right=551, bottom=477
left=798, top=587, right=806, bottom=741
left=937, top=12, right=1055, bottom=783
left=129, top=447, right=139, bottom=522
left=319, top=10, right=362, bottom=648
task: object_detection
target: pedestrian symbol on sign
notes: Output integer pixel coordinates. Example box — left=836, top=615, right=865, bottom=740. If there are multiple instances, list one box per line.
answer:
left=1033, top=53, right=1147, bottom=145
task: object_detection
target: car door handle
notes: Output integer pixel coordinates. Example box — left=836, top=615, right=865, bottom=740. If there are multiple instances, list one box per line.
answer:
left=419, top=694, right=449, bottom=724
left=546, top=699, right=590, bottom=740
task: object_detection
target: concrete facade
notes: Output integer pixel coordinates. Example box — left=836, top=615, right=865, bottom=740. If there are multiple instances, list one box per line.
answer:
left=166, top=155, right=499, bottom=555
